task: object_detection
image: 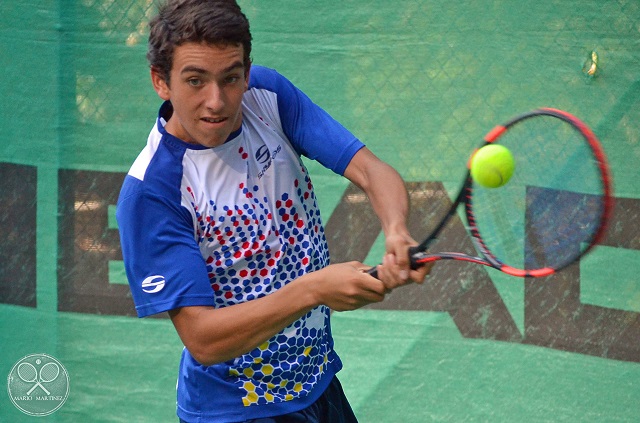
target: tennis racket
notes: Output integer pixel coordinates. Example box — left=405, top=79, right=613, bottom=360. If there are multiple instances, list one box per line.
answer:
left=18, top=362, right=57, bottom=396
left=369, top=108, right=613, bottom=278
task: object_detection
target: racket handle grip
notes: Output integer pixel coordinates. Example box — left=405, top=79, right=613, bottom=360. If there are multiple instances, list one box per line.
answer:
left=365, top=266, right=379, bottom=278
left=408, top=245, right=421, bottom=270
left=365, top=246, right=423, bottom=279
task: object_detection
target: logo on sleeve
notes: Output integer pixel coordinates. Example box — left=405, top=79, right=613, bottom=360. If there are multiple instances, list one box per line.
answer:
left=141, top=275, right=166, bottom=293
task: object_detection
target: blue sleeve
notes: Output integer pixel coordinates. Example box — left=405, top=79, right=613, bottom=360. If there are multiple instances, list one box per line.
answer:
left=249, top=66, right=364, bottom=175
left=116, top=176, right=215, bottom=317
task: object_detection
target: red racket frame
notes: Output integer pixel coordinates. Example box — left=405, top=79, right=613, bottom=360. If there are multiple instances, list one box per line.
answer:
left=372, top=108, right=614, bottom=279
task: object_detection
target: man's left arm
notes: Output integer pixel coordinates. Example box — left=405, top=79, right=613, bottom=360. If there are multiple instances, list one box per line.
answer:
left=343, top=147, right=432, bottom=289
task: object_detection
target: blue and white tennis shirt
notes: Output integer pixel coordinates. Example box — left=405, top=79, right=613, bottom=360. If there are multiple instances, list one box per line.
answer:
left=116, top=65, right=364, bottom=422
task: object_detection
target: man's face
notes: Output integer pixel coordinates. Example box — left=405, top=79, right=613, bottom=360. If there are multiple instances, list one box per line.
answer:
left=152, top=42, right=249, bottom=148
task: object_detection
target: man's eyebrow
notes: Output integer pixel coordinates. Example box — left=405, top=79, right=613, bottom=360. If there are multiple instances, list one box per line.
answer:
left=180, top=62, right=245, bottom=75
left=222, top=61, right=245, bottom=73
left=180, top=66, right=207, bottom=75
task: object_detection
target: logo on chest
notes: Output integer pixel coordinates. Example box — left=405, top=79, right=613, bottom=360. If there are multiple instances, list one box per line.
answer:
left=256, top=144, right=282, bottom=179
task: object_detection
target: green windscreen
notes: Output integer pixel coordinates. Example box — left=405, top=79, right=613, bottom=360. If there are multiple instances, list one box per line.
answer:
left=1, top=1, right=639, bottom=421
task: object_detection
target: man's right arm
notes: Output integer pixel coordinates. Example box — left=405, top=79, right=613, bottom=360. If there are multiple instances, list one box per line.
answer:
left=169, top=261, right=386, bottom=366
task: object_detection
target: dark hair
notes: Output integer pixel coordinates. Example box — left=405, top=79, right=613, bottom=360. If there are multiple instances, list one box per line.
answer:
left=147, top=0, right=252, bottom=83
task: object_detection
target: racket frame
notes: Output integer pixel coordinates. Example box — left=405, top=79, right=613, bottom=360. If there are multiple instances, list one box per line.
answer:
left=408, top=108, right=614, bottom=278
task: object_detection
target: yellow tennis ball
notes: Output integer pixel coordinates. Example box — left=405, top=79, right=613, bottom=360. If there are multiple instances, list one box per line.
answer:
left=470, top=144, right=515, bottom=188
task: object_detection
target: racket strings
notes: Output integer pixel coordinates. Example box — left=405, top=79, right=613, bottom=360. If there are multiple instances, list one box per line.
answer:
left=40, top=362, right=60, bottom=382
left=17, top=363, right=38, bottom=381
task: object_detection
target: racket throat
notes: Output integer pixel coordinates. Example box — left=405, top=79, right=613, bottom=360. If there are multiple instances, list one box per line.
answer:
left=470, top=236, right=503, bottom=268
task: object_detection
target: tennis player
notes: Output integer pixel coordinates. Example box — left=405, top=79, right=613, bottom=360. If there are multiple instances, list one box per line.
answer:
left=116, top=1, right=431, bottom=421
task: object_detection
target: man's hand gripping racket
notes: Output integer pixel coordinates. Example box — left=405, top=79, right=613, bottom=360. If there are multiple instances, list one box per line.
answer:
left=369, top=108, right=613, bottom=279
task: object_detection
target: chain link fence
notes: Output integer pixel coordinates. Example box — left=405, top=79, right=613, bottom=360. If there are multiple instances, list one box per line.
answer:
left=1, top=0, right=639, bottom=421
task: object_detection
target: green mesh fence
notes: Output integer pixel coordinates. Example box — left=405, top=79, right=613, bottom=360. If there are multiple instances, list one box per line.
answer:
left=1, top=0, right=639, bottom=421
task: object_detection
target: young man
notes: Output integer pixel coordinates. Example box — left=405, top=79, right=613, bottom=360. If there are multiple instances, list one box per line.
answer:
left=116, top=1, right=431, bottom=421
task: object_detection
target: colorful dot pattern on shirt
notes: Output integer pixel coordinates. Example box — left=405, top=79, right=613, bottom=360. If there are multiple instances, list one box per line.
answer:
left=188, top=166, right=332, bottom=407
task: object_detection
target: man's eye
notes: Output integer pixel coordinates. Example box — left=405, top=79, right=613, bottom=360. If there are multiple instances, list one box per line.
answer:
left=187, top=78, right=202, bottom=87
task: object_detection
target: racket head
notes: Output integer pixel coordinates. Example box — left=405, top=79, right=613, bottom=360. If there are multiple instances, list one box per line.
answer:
left=463, top=108, right=613, bottom=276
left=17, top=362, right=38, bottom=382
left=39, top=362, right=60, bottom=382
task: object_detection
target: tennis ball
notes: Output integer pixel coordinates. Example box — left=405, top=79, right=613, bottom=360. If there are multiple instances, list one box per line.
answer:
left=470, top=144, right=515, bottom=188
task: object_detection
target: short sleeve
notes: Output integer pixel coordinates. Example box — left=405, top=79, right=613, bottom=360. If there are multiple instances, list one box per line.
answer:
left=248, top=66, right=365, bottom=175
left=116, top=176, right=215, bottom=317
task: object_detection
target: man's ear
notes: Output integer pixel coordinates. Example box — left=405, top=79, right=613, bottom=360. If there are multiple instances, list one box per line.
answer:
left=151, top=67, right=171, bottom=101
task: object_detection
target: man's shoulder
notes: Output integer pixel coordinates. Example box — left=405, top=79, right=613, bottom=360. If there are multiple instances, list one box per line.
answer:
left=248, top=65, right=292, bottom=92
left=249, top=64, right=276, bottom=81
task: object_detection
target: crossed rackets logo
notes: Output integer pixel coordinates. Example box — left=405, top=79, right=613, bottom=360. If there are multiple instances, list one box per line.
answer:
left=7, top=353, right=70, bottom=416
left=18, top=360, right=60, bottom=395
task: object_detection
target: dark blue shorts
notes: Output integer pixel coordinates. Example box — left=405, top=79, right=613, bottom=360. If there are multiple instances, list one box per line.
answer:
left=180, top=376, right=358, bottom=423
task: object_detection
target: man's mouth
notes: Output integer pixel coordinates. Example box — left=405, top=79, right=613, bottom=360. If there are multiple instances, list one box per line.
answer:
left=202, top=117, right=226, bottom=124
